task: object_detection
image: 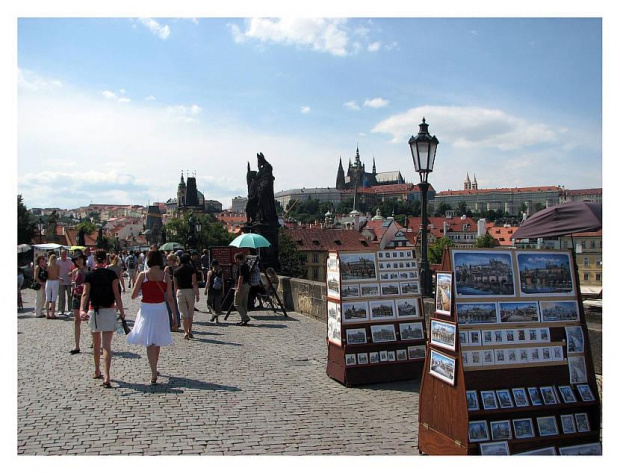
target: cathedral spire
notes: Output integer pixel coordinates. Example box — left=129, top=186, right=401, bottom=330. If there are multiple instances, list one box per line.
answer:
left=336, top=156, right=346, bottom=190
left=372, top=157, right=376, bottom=175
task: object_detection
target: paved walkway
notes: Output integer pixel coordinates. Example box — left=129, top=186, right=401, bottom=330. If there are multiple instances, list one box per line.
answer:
left=17, top=287, right=421, bottom=456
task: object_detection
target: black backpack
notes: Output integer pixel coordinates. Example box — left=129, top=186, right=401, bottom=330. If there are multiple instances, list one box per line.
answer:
left=89, top=268, right=116, bottom=311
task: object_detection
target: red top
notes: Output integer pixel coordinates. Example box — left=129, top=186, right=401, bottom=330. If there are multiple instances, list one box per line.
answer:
left=141, top=275, right=167, bottom=303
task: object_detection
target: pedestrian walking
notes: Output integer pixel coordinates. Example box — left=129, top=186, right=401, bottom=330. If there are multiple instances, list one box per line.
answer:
left=126, top=251, right=138, bottom=288
left=127, top=250, right=177, bottom=385
left=205, top=259, right=224, bottom=322
left=57, top=250, right=74, bottom=315
left=80, top=249, right=126, bottom=388
left=33, top=255, right=47, bottom=318
left=69, top=254, right=87, bottom=355
left=233, top=252, right=251, bottom=326
left=165, top=253, right=181, bottom=330
left=174, top=253, right=199, bottom=339
left=45, top=254, right=61, bottom=319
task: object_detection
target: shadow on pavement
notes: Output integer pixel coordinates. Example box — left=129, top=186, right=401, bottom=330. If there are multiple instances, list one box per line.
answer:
left=114, top=351, right=143, bottom=359
left=357, top=379, right=422, bottom=394
left=114, top=377, right=241, bottom=394
left=191, top=338, right=243, bottom=347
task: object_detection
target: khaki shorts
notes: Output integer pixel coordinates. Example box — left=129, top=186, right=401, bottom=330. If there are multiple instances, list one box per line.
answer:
left=176, top=288, right=195, bottom=319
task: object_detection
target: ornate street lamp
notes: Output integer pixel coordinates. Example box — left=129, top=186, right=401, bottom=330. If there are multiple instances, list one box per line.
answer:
left=409, top=117, right=439, bottom=297
left=195, top=220, right=202, bottom=250
left=37, top=217, right=45, bottom=243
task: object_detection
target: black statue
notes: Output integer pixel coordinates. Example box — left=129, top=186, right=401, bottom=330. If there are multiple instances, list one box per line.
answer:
left=246, top=153, right=278, bottom=225
left=245, top=164, right=259, bottom=225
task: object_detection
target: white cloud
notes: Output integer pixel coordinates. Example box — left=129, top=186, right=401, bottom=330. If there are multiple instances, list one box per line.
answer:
left=301, top=106, right=311, bottom=114
left=145, top=95, right=156, bottom=101
left=364, top=97, right=390, bottom=109
left=137, top=18, right=171, bottom=40
left=229, top=18, right=350, bottom=56
left=101, top=90, right=131, bottom=103
left=18, top=75, right=346, bottom=209
left=344, top=100, right=360, bottom=111
left=371, top=105, right=558, bottom=150
left=368, top=41, right=381, bottom=52
left=18, top=69, right=63, bottom=92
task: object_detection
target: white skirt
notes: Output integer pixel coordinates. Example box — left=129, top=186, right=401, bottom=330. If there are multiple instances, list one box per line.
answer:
left=126, top=302, right=173, bottom=347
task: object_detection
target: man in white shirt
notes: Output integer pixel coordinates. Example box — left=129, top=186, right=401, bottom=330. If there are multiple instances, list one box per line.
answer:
left=57, top=249, right=75, bottom=315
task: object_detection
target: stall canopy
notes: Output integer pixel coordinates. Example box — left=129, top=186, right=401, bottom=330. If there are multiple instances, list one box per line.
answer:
left=512, top=201, right=602, bottom=240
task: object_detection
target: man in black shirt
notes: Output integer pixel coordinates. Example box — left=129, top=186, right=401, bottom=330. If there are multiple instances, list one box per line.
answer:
left=233, top=252, right=251, bottom=326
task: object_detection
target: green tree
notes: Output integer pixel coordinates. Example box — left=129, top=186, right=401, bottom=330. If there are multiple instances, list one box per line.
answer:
left=434, top=202, right=452, bottom=217
left=428, top=237, right=453, bottom=265
left=17, top=195, right=35, bottom=244
left=278, top=228, right=307, bottom=278
left=77, top=220, right=98, bottom=235
left=475, top=233, right=496, bottom=248
left=456, top=201, right=468, bottom=216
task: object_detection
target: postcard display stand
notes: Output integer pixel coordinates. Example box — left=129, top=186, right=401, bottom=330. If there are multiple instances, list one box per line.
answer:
left=418, top=248, right=601, bottom=456
left=326, top=249, right=427, bottom=387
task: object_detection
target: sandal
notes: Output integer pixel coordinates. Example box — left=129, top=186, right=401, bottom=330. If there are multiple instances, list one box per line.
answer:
left=150, top=377, right=158, bottom=385
left=93, top=372, right=103, bottom=379
left=101, top=382, right=112, bottom=388
left=70, top=349, right=80, bottom=355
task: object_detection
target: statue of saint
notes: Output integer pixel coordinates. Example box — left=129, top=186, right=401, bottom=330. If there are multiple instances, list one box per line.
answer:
left=47, top=210, right=58, bottom=242
left=255, top=152, right=278, bottom=224
left=245, top=163, right=259, bottom=225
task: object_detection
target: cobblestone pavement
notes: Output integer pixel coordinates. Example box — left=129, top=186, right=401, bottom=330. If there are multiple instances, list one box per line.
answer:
left=17, top=287, right=421, bottom=456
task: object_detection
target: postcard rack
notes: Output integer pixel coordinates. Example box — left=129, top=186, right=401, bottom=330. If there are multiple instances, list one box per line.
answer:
left=418, top=248, right=601, bottom=455
left=326, top=249, right=427, bottom=387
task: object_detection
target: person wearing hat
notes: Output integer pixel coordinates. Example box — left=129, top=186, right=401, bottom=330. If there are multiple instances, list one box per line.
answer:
left=69, top=254, right=87, bottom=354
left=204, top=259, right=225, bottom=322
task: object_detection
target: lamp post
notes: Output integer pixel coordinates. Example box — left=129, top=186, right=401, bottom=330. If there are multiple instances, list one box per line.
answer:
left=409, top=117, right=439, bottom=297
left=37, top=217, right=44, bottom=244
left=187, top=215, right=196, bottom=250
left=195, top=220, right=202, bottom=251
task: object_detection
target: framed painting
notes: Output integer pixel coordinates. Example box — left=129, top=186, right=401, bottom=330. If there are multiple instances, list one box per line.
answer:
left=498, top=301, right=540, bottom=323
left=540, top=300, right=580, bottom=323
left=370, top=324, right=397, bottom=343
left=435, top=271, right=453, bottom=316
left=359, top=283, right=380, bottom=298
left=327, top=301, right=342, bottom=346
left=369, top=299, right=396, bottom=321
left=429, top=319, right=457, bottom=351
left=341, top=284, right=360, bottom=300
left=342, top=301, right=369, bottom=324
left=452, top=250, right=516, bottom=298
left=429, top=349, right=456, bottom=386
left=456, top=302, right=498, bottom=325
left=340, top=252, right=377, bottom=282
left=516, top=251, right=575, bottom=297
left=395, top=297, right=421, bottom=319
left=400, top=281, right=420, bottom=295
left=345, top=327, right=367, bottom=345
left=399, top=322, right=424, bottom=341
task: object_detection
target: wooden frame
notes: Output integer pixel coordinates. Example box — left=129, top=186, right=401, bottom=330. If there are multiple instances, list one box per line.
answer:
left=418, top=248, right=601, bottom=456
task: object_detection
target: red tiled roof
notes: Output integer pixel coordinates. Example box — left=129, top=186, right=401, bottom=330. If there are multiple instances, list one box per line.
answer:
left=284, top=227, right=372, bottom=251
left=488, top=226, right=519, bottom=246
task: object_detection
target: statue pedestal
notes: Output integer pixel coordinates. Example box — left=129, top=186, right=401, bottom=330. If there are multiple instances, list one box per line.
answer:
left=241, top=223, right=280, bottom=272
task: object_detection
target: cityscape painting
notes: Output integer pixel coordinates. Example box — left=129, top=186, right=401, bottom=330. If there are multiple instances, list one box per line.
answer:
left=340, top=252, right=377, bottom=281
left=456, top=302, right=499, bottom=325
left=498, top=302, right=540, bottom=323
left=452, top=251, right=516, bottom=297
left=516, top=251, right=575, bottom=296
left=341, top=301, right=369, bottom=324
left=539, top=300, right=580, bottom=323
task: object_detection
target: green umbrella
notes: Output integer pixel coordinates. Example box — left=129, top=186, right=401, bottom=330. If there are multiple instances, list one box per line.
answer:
left=229, top=233, right=272, bottom=249
left=159, top=242, right=184, bottom=251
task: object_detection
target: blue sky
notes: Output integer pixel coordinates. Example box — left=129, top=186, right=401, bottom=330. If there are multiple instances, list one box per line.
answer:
left=14, top=12, right=605, bottom=210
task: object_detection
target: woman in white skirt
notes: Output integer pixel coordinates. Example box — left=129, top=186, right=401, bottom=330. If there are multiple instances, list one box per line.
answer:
left=127, top=250, right=177, bottom=384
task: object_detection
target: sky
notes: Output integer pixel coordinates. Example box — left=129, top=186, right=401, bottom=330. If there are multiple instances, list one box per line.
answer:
left=11, top=4, right=607, bottom=213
